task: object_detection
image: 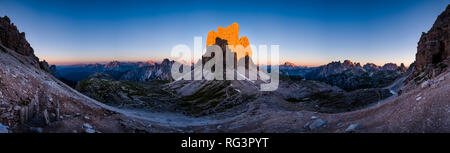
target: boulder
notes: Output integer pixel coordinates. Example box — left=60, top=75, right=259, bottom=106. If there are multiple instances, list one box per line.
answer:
left=345, top=124, right=363, bottom=132
left=0, top=123, right=8, bottom=133
left=39, top=60, right=50, bottom=72
left=308, top=118, right=326, bottom=131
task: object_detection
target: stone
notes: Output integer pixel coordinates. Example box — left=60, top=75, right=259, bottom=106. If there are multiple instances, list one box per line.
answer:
left=438, top=76, right=445, bottom=81
left=28, top=102, right=35, bottom=118
left=29, top=127, right=43, bottom=133
left=33, top=101, right=39, bottom=117
left=303, top=122, right=311, bottom=129
left=83, top=123, right=93, bottom=129
left=85, top=128, right=95, bottom=133
left=13, top=105, right=21, bottom=111
left=345, top=124, right=363, bottom=132
left=421, top=80, right=430, bottom=88
left=55, top=101, right=60, bottom=121
left=308, top=118, right=326, bottom=131
left=19, top=107, right=26, bottom=124
left=83, top=123, right=95, bottom=133
left=416, top=97, right=422, bottom=101
left=43, top=109, right=50, bottom=125
left=0, top=123, right=8, bottom=133
left=62, top=114, right=73, bottom=118
left=0, top=113, right=9, bottom=118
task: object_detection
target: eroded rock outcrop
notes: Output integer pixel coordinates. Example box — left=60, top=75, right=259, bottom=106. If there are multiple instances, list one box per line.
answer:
left=39, top=60, right=50, bottom=73
left=415, top=5, right=449, bottom=74
left=206, top=23, right=252, bottom=60
left=0, top=16, right=37, bottom=59
left=0, top=16, right=46, bottom=71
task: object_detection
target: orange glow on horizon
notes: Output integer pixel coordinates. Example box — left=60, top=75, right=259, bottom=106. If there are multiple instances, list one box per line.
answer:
left=47, top=57, right=410, bottom=68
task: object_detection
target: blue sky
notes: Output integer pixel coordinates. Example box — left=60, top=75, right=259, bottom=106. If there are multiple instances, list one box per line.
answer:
left=0, top=0, right=448, bottom=66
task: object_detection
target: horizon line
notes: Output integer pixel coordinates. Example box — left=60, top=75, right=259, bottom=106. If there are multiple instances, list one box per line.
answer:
left=49, top=58, right=412, bottom=68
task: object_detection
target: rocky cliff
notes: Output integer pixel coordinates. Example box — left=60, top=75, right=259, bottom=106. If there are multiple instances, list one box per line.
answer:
left=206, top=23, right=252, bottom=60
left=0, top=16, right=50, bottom=72
left=404, top=5, right=450, bottom=92
left=0, top=16, right=38, bottom=60
left=415, top=5, right=449, bottom=75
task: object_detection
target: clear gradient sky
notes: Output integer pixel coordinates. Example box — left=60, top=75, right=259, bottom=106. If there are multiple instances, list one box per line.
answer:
left=0, top=0, right=448, bottom=66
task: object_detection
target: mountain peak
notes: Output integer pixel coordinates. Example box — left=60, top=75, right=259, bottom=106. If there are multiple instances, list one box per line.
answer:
left=283, top=61, right=297, bottom=67
left=415, top=5, right=449, bottom=73
left=206, top=23, right=252, bottom=59
left=146, top=60, right=156, bottom=66
left=0, top=16, right=36, bottom=57
left=343, top=60, right=355, bottom=67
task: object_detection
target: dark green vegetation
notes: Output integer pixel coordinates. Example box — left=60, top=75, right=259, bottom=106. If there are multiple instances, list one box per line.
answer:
left=278, top=75, right=393, bottom=113
left=75, top=73, right=249, bottom=116
left=317, top=70, right=402, bottom=91
left=76, top=73, right=176, bottom=111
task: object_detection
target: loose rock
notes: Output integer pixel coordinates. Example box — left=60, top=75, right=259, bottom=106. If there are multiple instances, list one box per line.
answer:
left=83, top=123, right=93, bottom=129
left=43, top=109, right=50, bottom=125
left=13, top=105, right=21, bottom=111
left=345, top=124, right=363, bottom=132
left=308, top=118, right=326, bottom=131
left=421, top=81, right=430, bottom=88
left=416, top=97, right=422, bottom=101
left=29, top=127, right=43, bottom=133
left=0, top=123, right=8, bottom=133
left=85, top=128, right=95, bottom=133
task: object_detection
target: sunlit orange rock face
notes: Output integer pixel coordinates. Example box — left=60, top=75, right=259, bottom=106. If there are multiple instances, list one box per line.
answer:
left=206, top=23, right=252, bottom=59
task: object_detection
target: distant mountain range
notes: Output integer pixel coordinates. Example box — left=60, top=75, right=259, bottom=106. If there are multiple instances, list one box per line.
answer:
left=277, top=60, right=408, bottom=91
left=52, top=59, right=174, bottom=87
left=51, top=58, right=409, bottom=92
left=304, top=60, right=408, bottom=91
